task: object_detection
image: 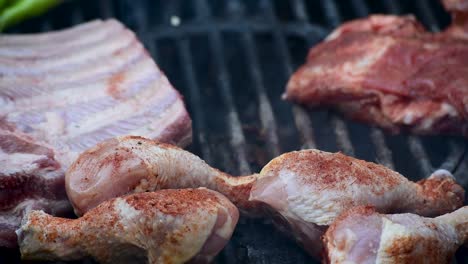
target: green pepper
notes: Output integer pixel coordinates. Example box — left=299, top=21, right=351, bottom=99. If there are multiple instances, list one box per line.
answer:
left=0, top=0, right=62, bottom=31
left=0, top=0, right=7, bottom=10
left=0, top=0, right=17, bottom=11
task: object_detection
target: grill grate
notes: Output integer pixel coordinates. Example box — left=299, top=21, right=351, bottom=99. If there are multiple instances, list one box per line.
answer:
left=2, top=0, right=468, bottom=263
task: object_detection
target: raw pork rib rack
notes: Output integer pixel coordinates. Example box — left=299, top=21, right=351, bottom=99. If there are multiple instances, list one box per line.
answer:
left=0, top=19, right=191, bottom=248
left=1, top=0, right=468, bottom=264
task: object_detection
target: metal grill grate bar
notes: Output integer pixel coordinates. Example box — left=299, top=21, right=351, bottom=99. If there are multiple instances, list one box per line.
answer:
left=408, top=136, right=433, bottom=175
left=351, top=0, right=370, bottom=17
left=291, top=107, right=317, bottom=149
left=70, top=2, right=84, bottom=24
left=455, top=154, right=468, bottom=187
left=291, top=0, right=309, bottom=22
left=177, top=39, right=213, bottom=163
left=330, top=116, right=355, bottom=156
left=258, top=0, right=318, bottom=150
left=120, top=0, right=148, bottom=34
left=99, top=0, right=114, bottom=18
left=238, top=20, right=282, bottom=157
left=344, top=0, right=396, bottom=169
left=320, top=0, right=341, bottom=27
left=196, top=0, right=251, bottom=174
left=302, top=0, right=357, bottom=156
left=441, top=141, right=466, bottom=171
left=416, top=0, right=441, bottom=31
left=282, top=0, right=320, bottom=150
left=123, top=21, right=325, bottom=40
left=383, top=0, right=402, bottom=14
left=370, top=129, right=395, bottom=169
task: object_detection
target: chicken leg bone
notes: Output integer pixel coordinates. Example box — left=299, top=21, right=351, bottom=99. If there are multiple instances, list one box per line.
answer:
left=17, top=188, right=239, bottom=264
left=323, top=205, right=468, bottom=264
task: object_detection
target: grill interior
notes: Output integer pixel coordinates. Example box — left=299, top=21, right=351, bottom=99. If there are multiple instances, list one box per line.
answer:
left=2, top=0, right=468, bottom=263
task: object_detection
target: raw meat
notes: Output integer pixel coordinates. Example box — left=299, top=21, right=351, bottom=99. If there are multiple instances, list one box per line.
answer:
left=443, top=0, right=468, bottom=11
left=0, top=128, right=69, bottom=248
left=0, top=19, right=192, bottom=247
left=444, top=0, right=468, bottom=39
left=249, top=151, right=464, bottom=257
left=65, top=136, right=465, bottom=257
left=284, top=4, right=468, bottom=136
left=65, top=136, right=257, bottom=216
left=323, top=206, right=467, bottom=264
left=17, top=189, right=238, bottom=264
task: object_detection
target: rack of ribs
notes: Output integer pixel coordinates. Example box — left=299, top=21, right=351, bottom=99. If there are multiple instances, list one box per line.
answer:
left=0, top=19, right=192, bottom=247
left=284, top=1, right=468, bottom=137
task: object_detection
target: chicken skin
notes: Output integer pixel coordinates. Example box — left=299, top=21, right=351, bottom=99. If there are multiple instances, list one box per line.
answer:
left=17, top=188, right=239, bottom=264
left=66, top=136, right=465, bottom=257
left=249, top=151, right=464, bottom=256
left=323, top=206, right=468, bottom=264
left=65, top=136, right=257, bottom=216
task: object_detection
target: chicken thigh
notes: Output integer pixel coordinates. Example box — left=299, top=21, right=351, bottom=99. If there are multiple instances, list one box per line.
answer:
left=323, top=206, right=467, bottom=264
left=66, top=136, right=464, bottom=257
left=17, top=188, right=238, bottom=264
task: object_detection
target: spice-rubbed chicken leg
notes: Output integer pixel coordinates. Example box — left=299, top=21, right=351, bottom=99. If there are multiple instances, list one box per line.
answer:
left=66, top=136, right=464, bottom=257
left=249, top=150, right=464, bottom=256
left=323, top=206, right=468, bottom=264
left=66, top=136, right=258, bottom=216
left=17, top=188, right=238, bottom=264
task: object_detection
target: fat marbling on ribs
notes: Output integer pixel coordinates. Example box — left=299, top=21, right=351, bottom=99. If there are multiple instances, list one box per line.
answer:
left=0, top=19, right=192, bottom=247
left=284, top=1, right=468, bottom=136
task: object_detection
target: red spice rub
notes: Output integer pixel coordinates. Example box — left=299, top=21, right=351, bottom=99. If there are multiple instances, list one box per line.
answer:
left=262, top=149, right=401, bottom=188
left=124, top=189, right=222, bottom=216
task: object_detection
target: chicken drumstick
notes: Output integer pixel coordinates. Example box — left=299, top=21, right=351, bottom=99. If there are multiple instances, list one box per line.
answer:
left=17, top=188, right=239, bottom=264
left=66, top=136, right=464, bottom=257
left=323, top=206, right=468, bottom=264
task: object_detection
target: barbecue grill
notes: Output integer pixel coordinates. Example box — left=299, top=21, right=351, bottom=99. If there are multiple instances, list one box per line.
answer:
left=1, top=0, right=467, bottom=263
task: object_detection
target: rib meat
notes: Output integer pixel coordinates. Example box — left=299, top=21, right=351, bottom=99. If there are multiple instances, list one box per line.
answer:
left=0, top=19, right=192, bottom=247
left=66, top=136, right=465, bottom=257
left=0, top=128, right=69, bottom=248
left=284, top=3, right=468, bottom=136
left=323, top=206, right=467, bottom=264
left=17, top=189, right=238, bottom=264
